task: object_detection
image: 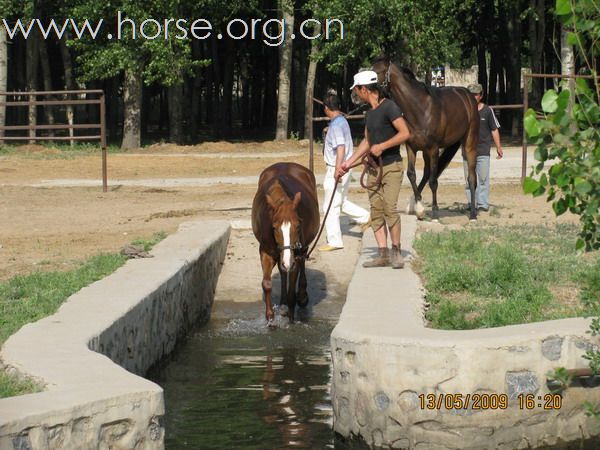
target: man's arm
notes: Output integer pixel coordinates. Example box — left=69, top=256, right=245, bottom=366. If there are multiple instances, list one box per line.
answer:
left=370, top=117, right=410, bottom=157
left=492, top=129, right=503, bottom=159
left=340, top=127, right=370, bottom=175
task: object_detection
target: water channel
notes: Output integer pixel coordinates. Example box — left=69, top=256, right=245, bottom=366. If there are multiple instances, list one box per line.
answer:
left=148, top=228, right=599, bottom=449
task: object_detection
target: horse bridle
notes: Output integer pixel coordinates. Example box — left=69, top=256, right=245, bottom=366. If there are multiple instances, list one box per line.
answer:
left=277, top=241, right=305, bottom=257
left=377, top=61, right=393, bottom=90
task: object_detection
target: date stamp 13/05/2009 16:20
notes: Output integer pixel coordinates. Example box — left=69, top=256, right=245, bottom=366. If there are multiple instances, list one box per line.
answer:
left=419, top=393, right=563, bottom=411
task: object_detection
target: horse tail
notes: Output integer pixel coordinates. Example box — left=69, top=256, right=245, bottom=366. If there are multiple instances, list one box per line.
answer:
left=437, top=141, right=461, bottom=177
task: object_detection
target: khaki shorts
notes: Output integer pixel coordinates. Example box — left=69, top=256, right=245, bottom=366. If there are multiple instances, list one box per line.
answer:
left=367, top=160, right=404, bottom=231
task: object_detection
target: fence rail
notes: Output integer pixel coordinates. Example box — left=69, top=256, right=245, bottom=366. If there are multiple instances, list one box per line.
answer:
left=0, top=90, right=108, bottom=192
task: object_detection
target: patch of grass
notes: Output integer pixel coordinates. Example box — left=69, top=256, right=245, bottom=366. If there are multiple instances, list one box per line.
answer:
left=0, top=253, right=127, bottom=344
left=131, top=231, right=168, bottom=251
left=0, top=230, right=167, bottom=398
left=414, top=224, right=600, bottom=329
left=0, top=371, right=43, bottom=398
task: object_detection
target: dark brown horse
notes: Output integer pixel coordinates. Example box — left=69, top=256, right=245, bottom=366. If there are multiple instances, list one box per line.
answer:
left=251, top=162, right=320, bottom=325
left=370, top=57, right=479, bottom=220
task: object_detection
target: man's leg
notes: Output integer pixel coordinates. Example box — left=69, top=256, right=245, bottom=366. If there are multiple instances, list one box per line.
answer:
left=322, top=166, right=344, bottom=248
left=477, top=156, right=490, bottom=210
left=363, top=169, right=390, bottom=267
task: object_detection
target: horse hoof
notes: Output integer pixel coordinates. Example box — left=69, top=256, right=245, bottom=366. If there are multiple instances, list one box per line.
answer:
left=267, top=319, right=277, bottom=328
left=432, top=219, right=439, bottom=224
left=469, top=218, right=477, bottom=223
left=415, top=202, right=426, bottom=219
left=279, top=305, right=289, bottom=317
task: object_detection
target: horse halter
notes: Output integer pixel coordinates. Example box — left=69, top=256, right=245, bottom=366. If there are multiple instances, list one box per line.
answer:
left=278, top=241, right=305, bottom=256
left=378, top=61, right=392, bottom=90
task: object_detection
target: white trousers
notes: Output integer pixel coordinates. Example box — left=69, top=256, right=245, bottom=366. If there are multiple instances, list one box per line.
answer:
left=323, top=166, right=370, bottom=247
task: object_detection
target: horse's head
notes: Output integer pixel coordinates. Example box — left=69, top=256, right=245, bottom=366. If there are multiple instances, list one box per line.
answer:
left=371, top=56, right=392, bottom=88
left=266, top=190, right=303, bottom=273
left=350, top=57, right=392, bottom=105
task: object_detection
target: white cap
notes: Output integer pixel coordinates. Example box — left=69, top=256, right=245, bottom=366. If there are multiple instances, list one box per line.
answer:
left=350, top=70, right=378, bottom=90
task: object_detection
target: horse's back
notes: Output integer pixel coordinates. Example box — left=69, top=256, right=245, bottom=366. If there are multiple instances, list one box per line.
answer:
left=252, top=162, right=319, bottom=247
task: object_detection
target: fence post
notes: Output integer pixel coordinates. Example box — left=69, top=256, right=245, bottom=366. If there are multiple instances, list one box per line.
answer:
left=522, top=75, right=529, bottom=184
left=100, top=92, right=107, bottom=192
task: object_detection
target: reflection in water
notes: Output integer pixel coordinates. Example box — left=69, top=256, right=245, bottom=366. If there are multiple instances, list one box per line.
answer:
left=149, top=317, right=336, bottom=449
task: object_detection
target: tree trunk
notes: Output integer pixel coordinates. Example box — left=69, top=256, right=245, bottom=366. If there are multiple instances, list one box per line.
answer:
left=121, top=69, right=142, bottom=149
left=528, top=0, right=546, bottom=106
left=304, top=42, right=318, bottom=139
left=221, top=40, right=234, bottom=137
left=38, top=40, right=55, bottom=136
left=26, top=29, right=39, bottom=144
left=0, top=27, right=7, bottom=143
left=59, top=37, right=77, bottom=145
left=275, top=0, right=294, bottom=140
left=476, top=40, right=488, bottom=99
left=506, top=2, right=521, bottom=136
left=168, top=82, right=184, bottom=143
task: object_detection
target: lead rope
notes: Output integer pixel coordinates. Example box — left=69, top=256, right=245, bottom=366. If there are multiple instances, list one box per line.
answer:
left=306, top=154, right=383, bottom=258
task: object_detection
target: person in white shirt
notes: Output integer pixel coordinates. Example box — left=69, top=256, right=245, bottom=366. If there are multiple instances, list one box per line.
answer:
left=319, top=93, right=370, bottom=252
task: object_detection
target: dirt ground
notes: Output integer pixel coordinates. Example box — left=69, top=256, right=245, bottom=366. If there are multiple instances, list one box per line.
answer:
left=0, top=141, right=578, bottom=283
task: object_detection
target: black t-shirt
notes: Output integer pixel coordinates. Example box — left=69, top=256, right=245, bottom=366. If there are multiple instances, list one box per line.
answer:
left=476, top=105, right=500, bottom=157
left=365, top=98, right=404, bottom=164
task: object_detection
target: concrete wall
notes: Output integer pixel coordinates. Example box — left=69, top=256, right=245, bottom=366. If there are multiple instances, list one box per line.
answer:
left=331, top=216, right=600, bottom=449
left=0, top=220, right=230, bottom=450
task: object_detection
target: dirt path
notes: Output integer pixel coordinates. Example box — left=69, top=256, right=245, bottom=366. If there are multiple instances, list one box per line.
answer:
left=0, top=142, right=578, bottom=282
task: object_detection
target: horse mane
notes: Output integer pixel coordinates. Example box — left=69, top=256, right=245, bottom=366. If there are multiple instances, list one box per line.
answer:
left=371, top=56, right=437, bottom=97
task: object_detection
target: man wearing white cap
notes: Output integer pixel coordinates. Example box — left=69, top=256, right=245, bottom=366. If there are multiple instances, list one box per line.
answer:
left=340, top=70, right=411, bottom=269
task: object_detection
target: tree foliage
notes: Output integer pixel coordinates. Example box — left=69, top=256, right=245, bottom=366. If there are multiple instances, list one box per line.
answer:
left=307, top=0, right=475, bottom=76
left=523, top=0, right=599, bottom=251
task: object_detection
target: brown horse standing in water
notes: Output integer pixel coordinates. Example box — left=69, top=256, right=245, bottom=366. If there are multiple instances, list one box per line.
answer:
left=252, top=163, right=320, bottom=325
left=370, top=57, right=479, bottom=221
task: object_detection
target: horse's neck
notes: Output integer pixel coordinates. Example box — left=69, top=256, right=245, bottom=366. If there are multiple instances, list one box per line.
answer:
left=390, top=71, right=433, bottom=124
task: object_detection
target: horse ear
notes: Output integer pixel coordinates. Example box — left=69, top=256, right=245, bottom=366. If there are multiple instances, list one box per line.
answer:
left=292, top=192, right=302, bottom=209
left=266, top=193, right=277, bottom=209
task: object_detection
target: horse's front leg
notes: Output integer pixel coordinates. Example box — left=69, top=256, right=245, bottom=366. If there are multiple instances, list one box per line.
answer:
left=296, top=257, right=308, bottom=308
left=277, top=261, right=289, bottom=317
left=260, top=251, right=276, bottom=326
left=428, top=148, right=440, bottom=221
left=287, top=266, right=301, bottom=323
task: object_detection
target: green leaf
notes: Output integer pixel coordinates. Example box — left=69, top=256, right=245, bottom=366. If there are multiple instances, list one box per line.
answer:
left=566, top=31, right=578, bottom=45
left=576, top=238, right=585, bottom=250
left=524, top=109, right=541, bottom=137
left=534, top=146, right=548, bottom=162
left=555, top=0, right=572, bottom=15
left=523, top=177, right=541, bottom=194
left=542, top=90, right=558, bottom=113
left=574, top=178, right=593, bottom=194
left=539, top=173, right=548, bottom=187
left=553, top=198, right=567, bottom=215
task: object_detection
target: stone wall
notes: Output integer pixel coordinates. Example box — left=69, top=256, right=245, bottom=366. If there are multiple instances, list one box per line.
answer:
left=0, top=220, right=230, bottom=450
left=331, top=217, right=600, bottom=449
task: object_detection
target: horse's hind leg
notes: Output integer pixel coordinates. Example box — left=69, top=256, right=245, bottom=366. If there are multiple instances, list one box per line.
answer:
left=405, top=146, right=425, bottom=219
left=427, top=147, right=440, bottom=221
left=464, top=132, right=478, bottom=221
left=260, top=251, right=276, bottom=325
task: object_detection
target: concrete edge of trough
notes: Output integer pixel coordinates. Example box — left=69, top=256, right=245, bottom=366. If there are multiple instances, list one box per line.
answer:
left=0, top=220, right=231, bottom=450
left=331, top=215, right=600, bottom=449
